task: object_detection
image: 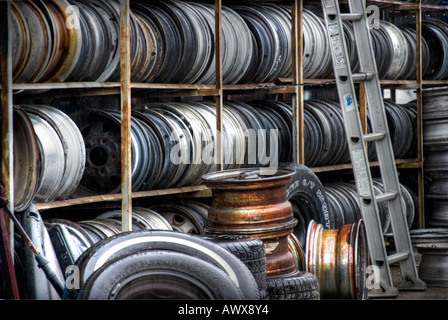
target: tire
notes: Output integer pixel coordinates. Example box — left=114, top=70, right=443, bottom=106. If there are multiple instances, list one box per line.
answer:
left=266, top=271, right=320, bottom=300
left=279, top=163, right=335, bottom=246
left=201, top=235, right=267, bottom=292
left=78, top=250, right=245, bottom=300
left=75, top=230, right=260, bottom=299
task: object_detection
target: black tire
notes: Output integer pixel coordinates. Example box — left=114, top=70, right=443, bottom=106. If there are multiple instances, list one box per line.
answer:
left=78, top=250, right=245, bottom=300
left=279, top=163, right=335, bottom=246
left=75, top=230, right=260, bottom=299
left=266, top=271, right=320, bottom=300
left=200, top=235, right=267, bottom=292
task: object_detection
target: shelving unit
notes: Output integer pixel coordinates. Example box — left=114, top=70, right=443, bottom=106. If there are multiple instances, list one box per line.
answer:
left=0, top=0, right=437, bottom=234
left=0, top=0, right=303, bottom=233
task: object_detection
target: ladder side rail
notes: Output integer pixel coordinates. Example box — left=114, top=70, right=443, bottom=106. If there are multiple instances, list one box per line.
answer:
left=347, top=0, right=420, bottom=281
left=320, top=0, right=396, bottom=292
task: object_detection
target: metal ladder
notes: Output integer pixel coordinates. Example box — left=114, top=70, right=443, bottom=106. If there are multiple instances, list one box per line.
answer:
left=319, top=0, right=426, bottom=297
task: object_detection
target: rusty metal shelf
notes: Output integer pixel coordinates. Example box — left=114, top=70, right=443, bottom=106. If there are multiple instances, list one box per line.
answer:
left=0, top=0, right=427, bottom=230
left=302, top=78, right=420, bottom=89
left=7, top=81, right=298, bottom=96
left=34, top=185, right=211, bottom=211
left=311, top=158, right=422, bottom=173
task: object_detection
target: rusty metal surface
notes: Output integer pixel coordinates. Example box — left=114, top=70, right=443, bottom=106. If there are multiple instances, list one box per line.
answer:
left=263, top=234, right=297, bottom=277
left=203, top=169, right=296, bottom=234
left=203, top=168, right=299, bottom=278
left=119, top=0, right=132, bottom=232
left=306, top=219, right=368, bottom=299
left=288, top=233, right=305, bottom=270
left=1, top=0, right=15, bottom=259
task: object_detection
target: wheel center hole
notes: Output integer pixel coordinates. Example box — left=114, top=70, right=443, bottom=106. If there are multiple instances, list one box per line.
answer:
left=89, top=146, right=109, bottom=166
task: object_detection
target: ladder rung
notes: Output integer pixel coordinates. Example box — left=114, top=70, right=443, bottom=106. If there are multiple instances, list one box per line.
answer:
left=376, top=192, right=397, bottom=203
left=351, top=72, right=374, bottom=82
left=340, top=13, right=363, bottom=21
left=387, top=252, right=410, bottom=265
left=363, top=132, right=386, bottom=142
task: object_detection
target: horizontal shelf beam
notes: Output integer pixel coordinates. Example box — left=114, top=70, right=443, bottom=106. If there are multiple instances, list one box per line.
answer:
left=34, top=185, right=211, bottom=211
left=9, top=81, right=295, bottom=91
left=422, top=80, right=448, bottom=86
left=4, top=79, right=424, bottom=95
left=34, top=159, right=422, bottom=211
left=311, top=159, right=422, bottom=173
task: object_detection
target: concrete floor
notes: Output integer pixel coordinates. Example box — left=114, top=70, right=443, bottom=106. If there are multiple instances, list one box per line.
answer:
left=379, top=267, right=448, bottom=300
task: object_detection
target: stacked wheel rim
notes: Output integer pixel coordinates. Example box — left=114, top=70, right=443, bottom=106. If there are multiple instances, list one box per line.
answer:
left=203, top=168, right=299, bottom=278
left=305, top=220, right=368, bottom=299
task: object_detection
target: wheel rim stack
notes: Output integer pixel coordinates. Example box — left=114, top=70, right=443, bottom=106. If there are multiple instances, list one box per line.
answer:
left=202, top=168, right=299, bottom=278
left=423, top=87, right=448, bottom=227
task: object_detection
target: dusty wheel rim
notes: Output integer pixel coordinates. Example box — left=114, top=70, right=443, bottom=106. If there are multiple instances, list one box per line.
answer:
left=27, top=112, right=66, bottom=203
left=132, top=108, right=182, bottom=189
left=21, top=105, right=86, bottom=200
left=422, top=19, right=448, bottom=80
left=70, top=109, right=122, bottom=196
left=416, top=243, right=448, bottom=287
left=11, top=1, right=53, bottom=83
left=96, top=208, right=172, bottom=231
left=150, top=203, right=206, bottom=234
left=10, top=107, right=40, bottom=211
left=41, top=0, right=83, bottom=82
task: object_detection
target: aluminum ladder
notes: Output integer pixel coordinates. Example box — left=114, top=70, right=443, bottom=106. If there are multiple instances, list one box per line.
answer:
left=319, top=0, right=426, bottom=298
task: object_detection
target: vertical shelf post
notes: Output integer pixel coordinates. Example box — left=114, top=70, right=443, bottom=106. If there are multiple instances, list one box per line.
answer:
left=415, top=0, right=425, bottom=228
left=119, top=0, right=132, bottom=232
left=215, top=0, right=224, bottom=171
left=292, top=0, right=305, bottom=164
left=0, top=0, right=14, bottom=252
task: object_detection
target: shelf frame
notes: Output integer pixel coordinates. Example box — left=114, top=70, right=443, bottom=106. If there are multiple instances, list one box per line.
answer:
left=0, top=0, right=429, bottom=230
left=0, top=0, right=14, bottom=254
left=119, top=0, right=133, bottom=232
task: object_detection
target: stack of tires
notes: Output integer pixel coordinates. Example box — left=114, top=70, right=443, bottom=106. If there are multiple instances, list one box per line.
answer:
left=73, top=231, right=262, bottom=300
left=27, top=202, right=265, bottom=300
